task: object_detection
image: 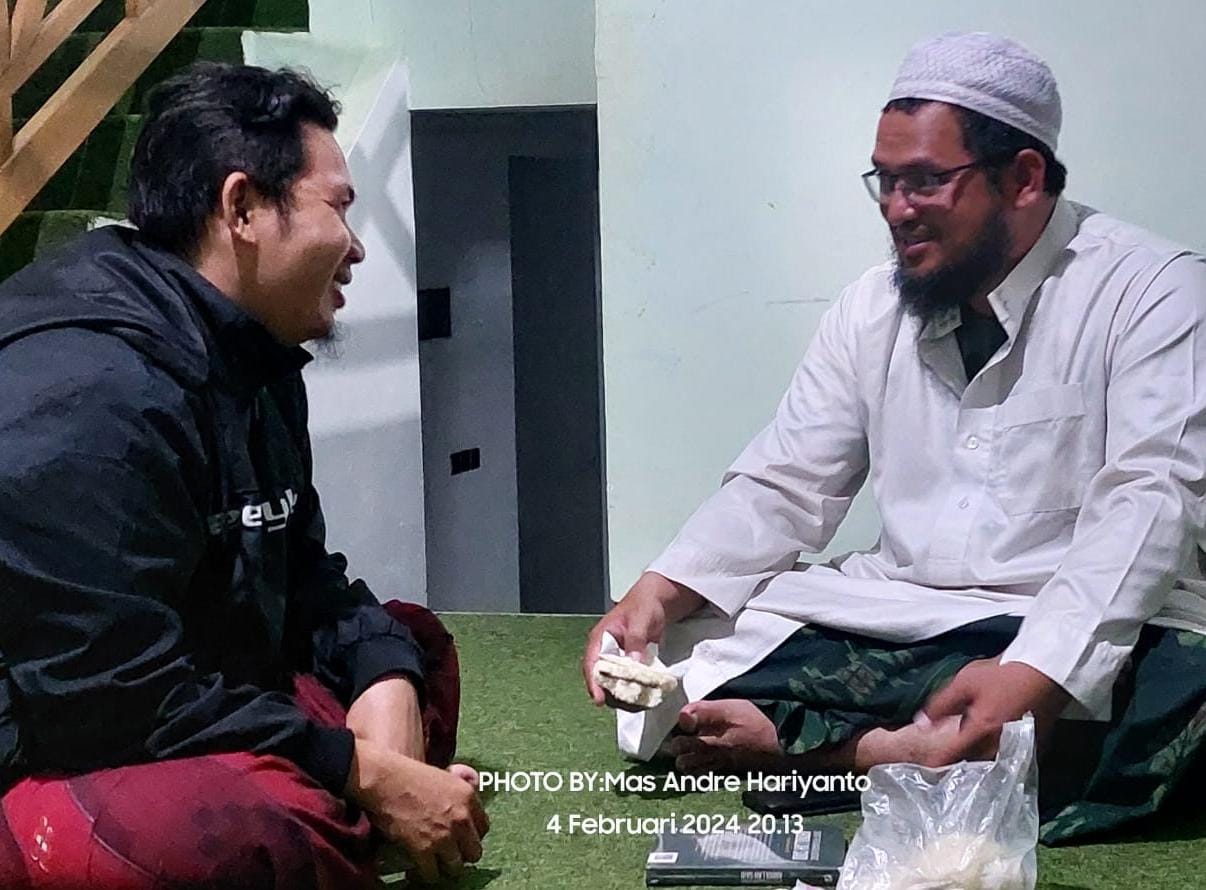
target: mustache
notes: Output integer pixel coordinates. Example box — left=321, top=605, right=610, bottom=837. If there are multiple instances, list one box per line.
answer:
left=892, top=224, right=934, bottom=245
left=891, top=212, right=1011, bottom=324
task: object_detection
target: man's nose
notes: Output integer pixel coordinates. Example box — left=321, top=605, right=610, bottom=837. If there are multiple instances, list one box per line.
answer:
left=348, top=229, right=366, bottom=265
left=881, top=187, right=918, bottom=228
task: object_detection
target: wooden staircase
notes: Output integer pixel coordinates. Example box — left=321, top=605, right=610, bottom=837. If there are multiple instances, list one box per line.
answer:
left=0, top=0, right=310, bottom=281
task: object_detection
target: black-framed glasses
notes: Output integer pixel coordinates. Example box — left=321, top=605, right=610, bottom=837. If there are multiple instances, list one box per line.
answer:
left=861, top=154, right=1013, bottom=204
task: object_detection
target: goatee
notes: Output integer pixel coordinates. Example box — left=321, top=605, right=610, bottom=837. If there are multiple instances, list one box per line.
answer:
left=893, top=213, right=1011, bottom=325
left=312, top=321, right=347, bottom=361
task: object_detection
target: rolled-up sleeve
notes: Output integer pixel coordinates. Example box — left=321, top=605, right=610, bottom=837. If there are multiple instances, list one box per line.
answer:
left=291, top=500, right=428, bottom=707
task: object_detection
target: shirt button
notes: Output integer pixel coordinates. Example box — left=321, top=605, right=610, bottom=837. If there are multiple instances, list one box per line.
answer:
left=958, top=497, right=970, bottom=509
left=966, top=435, right=980, bottom=450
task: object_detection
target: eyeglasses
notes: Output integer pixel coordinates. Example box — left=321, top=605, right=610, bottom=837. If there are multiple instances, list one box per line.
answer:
left=861, top=154, right=1012, bottom=205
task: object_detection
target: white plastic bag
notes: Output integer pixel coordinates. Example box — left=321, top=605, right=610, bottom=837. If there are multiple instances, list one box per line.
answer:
left=836, top=715, right=1039, bottom=890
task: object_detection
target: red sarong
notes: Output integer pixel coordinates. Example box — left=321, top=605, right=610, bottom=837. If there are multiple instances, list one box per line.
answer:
left=0, top=601, right=459, bottom=889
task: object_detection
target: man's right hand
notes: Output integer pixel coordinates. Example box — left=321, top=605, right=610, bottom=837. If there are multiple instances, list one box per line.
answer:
left=346, top=741, right=489, bottom=884
left=582, top=571, right=706, bottom=705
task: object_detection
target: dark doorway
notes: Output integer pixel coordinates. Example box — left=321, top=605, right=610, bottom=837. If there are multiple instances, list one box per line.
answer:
left=510, top=157, right=607, bottom=614
left=411, top=108, right=606, bottom=614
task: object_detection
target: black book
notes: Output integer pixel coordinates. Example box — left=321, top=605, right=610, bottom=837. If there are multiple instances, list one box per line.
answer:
left=645, top=823, right=845, bottom=886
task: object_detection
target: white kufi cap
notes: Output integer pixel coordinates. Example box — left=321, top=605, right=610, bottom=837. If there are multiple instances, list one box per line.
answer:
left=887, top=32, right=1061, bottom=151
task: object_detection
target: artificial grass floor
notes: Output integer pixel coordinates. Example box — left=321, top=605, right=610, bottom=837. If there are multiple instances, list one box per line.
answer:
left=380, top=614, right=1206, bottom=889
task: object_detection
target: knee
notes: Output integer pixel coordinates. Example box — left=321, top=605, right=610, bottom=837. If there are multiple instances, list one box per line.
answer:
left=188, top=797, right=317, bottom=886
left=74, top=763, right=322, bottom=889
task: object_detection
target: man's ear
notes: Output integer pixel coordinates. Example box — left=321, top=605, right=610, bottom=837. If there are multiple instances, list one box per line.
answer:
left=1008, top=148, right=1047, bottom=209
left=217, top=171, right=261, bottom=244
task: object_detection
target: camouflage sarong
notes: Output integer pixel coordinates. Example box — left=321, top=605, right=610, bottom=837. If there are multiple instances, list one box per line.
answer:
left=710, top=616, right=1206, bottom=844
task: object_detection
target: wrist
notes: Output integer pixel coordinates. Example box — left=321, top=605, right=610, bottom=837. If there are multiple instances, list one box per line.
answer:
left=346, top=739, right=422, bottom=801
left=643, top=572, right=705, bottom=621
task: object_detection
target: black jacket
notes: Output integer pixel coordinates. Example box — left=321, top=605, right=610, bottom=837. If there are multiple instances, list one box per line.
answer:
left=0, top=226, right=425, bottom=794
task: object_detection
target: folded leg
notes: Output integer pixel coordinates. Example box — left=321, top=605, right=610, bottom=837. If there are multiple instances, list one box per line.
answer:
left=1, top=749, right=376, bottom=890
left=702, top=616, right=1018, bottom=760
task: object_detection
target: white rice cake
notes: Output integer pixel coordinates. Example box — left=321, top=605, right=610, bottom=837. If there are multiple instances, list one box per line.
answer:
left=593, top=653, right=678, bottom=710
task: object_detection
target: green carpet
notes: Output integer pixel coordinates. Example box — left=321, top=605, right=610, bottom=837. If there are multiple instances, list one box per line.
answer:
left=385, top=614, right=1206, bottom=889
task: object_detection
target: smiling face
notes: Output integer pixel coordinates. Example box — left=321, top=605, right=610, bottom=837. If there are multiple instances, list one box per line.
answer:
left=244, top=123, right=364, bottom=345
left=872, top=102, right=1012, bottom=320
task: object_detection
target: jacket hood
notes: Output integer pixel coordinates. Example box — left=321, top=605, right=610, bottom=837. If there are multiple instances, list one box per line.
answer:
left=0, top=226, right=232, bottom=390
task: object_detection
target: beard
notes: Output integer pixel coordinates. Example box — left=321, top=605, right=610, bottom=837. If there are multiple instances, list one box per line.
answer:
left=311, top=320, right=347, bottom=361
left=892, top=212, right=1012, bottom=325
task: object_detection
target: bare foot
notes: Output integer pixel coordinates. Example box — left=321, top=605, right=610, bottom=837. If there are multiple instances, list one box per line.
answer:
left=665, top=702, right=965, bottom=775
left=853, top=715, right=963, bottom=770
left=667, top=699, right=785, bottom=774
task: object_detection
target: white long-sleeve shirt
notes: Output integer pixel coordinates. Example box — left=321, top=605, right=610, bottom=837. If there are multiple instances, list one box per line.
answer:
left=621, top=199, right=1206, bottom=759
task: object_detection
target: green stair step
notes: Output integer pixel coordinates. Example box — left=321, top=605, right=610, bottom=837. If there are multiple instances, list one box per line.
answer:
left=15, top=26, right=249, bottom=121
left=0, top=211, right=102, bottom=283
left=14, top=23, right=256, bottom=221
left=24, top=115, right=142, bottom=215
left=2, top=1, right=310, bottom=284
left=71, top=0, right=309, bottom=32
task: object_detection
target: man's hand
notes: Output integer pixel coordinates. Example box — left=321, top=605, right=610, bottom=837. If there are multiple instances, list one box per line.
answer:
left=346, top=741, right=489, bottom=884
left=346, top=675, right=424, bottom=760
left=921, top=657, right=1072, bottom=763
left=582, top=572, right=706, bottom=705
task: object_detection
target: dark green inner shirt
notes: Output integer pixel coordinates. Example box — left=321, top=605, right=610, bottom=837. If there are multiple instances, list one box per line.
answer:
left=955, top=303, right=1008, bottom=381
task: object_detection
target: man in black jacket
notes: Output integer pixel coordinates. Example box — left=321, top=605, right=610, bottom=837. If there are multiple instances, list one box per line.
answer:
left=0, top=63, right=486, bottom=888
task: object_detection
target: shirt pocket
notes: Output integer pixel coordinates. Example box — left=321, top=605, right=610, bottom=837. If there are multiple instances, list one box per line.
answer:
left=992, top=383, right=1090, bottom=515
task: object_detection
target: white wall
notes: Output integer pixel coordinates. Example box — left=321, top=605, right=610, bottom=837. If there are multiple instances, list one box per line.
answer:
left=597, top=1, right=1206, bottom=600
left=301, top=65, right=428, bottom=604
left=307, top=0, right=597, bottom=109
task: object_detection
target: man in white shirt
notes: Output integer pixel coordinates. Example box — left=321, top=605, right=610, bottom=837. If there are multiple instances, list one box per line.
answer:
left=582, top=32, right=1206, bottom=840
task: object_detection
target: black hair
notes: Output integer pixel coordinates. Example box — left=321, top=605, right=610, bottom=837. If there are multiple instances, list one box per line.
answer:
left=882, top=97, right=1067, bottom=196
left=127, top=62, right=341, bottom=257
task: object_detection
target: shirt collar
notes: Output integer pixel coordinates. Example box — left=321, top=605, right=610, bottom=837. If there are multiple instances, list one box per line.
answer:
left=918, top=197, right=1079, bottom=342
left=985, top=197, right=1078, bottom=340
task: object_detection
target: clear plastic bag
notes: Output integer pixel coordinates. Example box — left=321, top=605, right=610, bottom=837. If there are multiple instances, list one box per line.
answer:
left=836, top=714, right=1039, bottom=890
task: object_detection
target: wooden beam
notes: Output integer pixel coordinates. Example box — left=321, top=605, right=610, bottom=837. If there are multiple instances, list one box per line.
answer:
left=0, top=0, right=105, bottom=96
left=0, top=4, right=8, bottom=163
left=9, top=0, right=47, bottom=62
left=125, top=0, right=151, bottom=18
left=0, top=95, right=11, bottom=164
left=0, top=0, right=208, bottom=235
left=0, top=3, right=11, bottom=68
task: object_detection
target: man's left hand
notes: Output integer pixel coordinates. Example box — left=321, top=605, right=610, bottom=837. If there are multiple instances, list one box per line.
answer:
left=921, top=657, right=1071, bottom=763
left=346, top=676, right=425, bottom=761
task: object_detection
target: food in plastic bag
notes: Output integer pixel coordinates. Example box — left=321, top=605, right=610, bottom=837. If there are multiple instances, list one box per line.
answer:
left=836, top=714, right=1039, bottom=890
